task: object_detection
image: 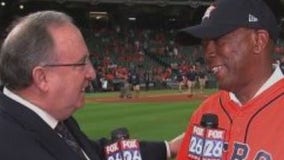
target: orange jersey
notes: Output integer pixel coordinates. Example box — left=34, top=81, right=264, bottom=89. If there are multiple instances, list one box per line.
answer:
left=177, top=79, right=284, bottom=160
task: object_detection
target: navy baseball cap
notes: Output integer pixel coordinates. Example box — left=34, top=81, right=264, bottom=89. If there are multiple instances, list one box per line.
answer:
left=181, top=0, right=279, bottom=41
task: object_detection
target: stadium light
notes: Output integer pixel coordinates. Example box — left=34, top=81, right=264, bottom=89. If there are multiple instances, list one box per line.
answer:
left=1, top=1, right=5, bottom=6
left=128, top=17, right=136, bottom=21
left=19, top=4, right=24, bottom=9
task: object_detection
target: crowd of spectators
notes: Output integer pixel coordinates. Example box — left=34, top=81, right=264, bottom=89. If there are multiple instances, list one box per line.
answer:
left=73, top=24, right=283, bottom=93
left=81, top=25, right=216, bottom=93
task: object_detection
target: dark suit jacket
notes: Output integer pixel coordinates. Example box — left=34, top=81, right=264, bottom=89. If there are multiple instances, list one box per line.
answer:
left=0, top=92, right=167, bottom=160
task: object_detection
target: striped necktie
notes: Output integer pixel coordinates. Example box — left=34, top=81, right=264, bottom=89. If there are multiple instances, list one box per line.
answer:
left=55, top=122, right=87, bottom=160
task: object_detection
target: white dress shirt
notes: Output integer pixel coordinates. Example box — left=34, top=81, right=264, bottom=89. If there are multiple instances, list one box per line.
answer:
left=3, top=87, right=58, bottom=129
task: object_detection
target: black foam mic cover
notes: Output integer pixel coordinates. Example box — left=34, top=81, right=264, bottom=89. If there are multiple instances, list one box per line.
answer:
left=200, top=113, right=218, bottom=128
left=111, top=127, right=130, bottom=142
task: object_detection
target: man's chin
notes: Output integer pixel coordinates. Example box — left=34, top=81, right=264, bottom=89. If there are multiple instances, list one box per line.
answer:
left=217, top=82, right=232, bottom=91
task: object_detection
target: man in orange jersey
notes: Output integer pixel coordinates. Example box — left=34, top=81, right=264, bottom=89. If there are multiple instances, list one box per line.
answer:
left=177, top=0, right=283, bottom=159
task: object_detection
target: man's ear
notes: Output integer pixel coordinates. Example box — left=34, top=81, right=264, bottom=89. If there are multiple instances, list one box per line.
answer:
left=253, top=29, right=270, bottom=54
left=32, top=66, right=49, bottom=92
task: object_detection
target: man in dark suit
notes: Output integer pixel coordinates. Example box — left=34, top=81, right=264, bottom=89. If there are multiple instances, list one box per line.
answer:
left=0, top=11, right=179, bottom=160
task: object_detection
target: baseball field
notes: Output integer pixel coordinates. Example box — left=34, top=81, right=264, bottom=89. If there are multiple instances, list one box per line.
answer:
left=74, top=89, right=217, bottom=142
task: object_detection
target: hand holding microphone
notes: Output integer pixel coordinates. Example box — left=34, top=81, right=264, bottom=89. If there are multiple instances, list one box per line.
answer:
left=168, top=132, right=185, bottom=158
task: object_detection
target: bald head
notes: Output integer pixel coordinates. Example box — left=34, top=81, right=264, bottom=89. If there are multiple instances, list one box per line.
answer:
left=0, top=11, right=73, bottom=90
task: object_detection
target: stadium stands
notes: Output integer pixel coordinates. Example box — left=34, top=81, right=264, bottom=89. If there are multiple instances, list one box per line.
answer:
left=1, top=0, right=284, bottom=92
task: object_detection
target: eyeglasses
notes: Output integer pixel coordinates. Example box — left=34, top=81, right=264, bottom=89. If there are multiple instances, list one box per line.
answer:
left=43, top=62, right=87, bottom=67
left=42, top=56, right=91, bottom=68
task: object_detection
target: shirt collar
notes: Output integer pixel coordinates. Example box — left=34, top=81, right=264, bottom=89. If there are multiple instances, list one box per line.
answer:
left=3, top=87, right=58, bottom=129
left=230, top=65, right=284, bottom=106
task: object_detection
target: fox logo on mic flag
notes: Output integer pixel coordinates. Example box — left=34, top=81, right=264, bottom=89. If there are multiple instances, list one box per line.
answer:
left=188, top=114, right=226, bottom=160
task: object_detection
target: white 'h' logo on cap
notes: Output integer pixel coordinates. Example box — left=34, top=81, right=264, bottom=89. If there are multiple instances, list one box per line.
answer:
left=248, top=14, right=258, bottom=22
left=202, top=5, right=216, bottom=20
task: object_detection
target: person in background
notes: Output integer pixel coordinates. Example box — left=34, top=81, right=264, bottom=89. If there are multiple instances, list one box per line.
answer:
left=119, top=69, right=132, bottom=99
left=0, top=10, right=181, bottom=160
left=177, top=70, right=186, bottom=93
left=177, top=0, right=284, bottom=159
left=186, top=66, right=197, bottom=95
left=130, top=70, right=140, bottom=98
left=144, top=69, right=151, bottom=91
left=196, top=67, right=207, bottom=94
left=279, top=56, right=284, bottom=73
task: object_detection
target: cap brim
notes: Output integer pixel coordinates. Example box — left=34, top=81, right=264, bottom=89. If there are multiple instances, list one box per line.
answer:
left=181, top=23, right=238, bottom=39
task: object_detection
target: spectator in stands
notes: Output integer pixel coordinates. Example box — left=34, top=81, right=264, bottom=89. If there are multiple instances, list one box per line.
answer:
left=0, top=10, right=181, bottom=160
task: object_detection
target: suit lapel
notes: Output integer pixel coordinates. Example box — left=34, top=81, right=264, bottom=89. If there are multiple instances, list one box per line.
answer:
left=0, top=93, right=82, bottom=160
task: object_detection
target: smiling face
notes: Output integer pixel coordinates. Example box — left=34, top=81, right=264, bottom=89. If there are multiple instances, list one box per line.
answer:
left=203, top=28, right=270, bottom=94
left=44, top=23, right=96, bottom=120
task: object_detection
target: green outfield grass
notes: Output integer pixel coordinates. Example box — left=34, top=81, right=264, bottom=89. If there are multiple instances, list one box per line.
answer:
left=74, top=89, right=216, bottom=141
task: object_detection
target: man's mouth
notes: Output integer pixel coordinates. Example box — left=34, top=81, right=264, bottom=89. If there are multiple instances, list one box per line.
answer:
left=211, top=65, right=223, bottom=74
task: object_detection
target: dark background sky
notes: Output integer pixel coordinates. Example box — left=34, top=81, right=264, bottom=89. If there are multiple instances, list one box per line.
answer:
left=0, top=0, right=284, bottom=41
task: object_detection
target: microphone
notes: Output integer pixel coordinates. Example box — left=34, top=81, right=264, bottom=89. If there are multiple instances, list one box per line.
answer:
left=188, top=113, right=225, bottom=160
left=200, top=113, right=218, bottom=128
left=111, top=127, right=129, bottom=142
left=105, top=128, right=142, bottom=160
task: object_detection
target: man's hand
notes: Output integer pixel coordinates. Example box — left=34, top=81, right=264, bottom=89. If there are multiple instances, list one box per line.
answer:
left=168, top=133, right=185, bottom=158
